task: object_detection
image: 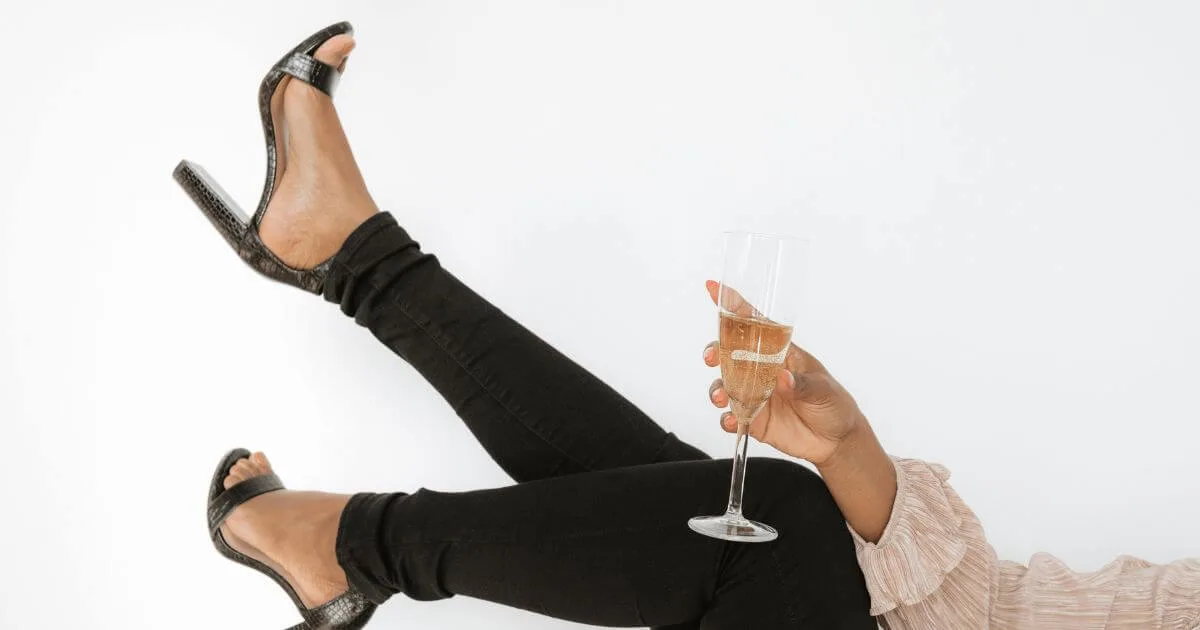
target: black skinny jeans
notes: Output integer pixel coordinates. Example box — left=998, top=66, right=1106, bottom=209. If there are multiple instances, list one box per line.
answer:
left=323, top=213, right=874, bottom=629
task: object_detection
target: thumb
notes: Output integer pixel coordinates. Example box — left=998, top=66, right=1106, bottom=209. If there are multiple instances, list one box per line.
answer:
left=778, top=369, right=836, bottom=407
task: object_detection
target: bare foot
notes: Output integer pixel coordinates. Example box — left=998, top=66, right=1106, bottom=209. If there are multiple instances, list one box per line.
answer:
left=259, top=34, right=379, bottom=269
left=220, top=452, right=352, bottom=609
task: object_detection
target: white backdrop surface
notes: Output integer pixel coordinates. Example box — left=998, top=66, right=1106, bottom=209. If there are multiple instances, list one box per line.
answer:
left=1, top=1, right=1197, bottom=628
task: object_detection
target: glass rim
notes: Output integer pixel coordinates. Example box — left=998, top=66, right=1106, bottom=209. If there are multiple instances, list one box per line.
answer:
left=722, top=229, right=808, bottom=244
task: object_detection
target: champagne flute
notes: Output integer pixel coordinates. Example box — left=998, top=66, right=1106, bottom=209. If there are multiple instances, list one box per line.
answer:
left=688, top=231, right=805, bottom=543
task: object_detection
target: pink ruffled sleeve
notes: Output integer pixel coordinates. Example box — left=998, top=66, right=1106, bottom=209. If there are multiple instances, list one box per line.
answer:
left=848, top=458, right=996, bottom=626
left=848, top=458, right=1200, bottom=629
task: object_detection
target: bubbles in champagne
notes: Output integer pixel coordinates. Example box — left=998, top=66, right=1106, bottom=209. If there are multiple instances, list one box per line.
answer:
left=718, top=312, right=793, bottom=424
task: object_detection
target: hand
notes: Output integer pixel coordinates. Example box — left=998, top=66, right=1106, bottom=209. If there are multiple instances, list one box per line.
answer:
left=703, top=280, right=865, bottom=466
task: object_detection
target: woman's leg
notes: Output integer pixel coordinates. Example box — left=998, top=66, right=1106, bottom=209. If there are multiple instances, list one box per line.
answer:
left=235, top=30, right=703, bottom=481
left=223, top=455, right=874, bottom=629
left=211, top=29, right=869, bottom=629
left=338, top=457, right=873, bottom=628
left=323, top=213, right=708, bottom=481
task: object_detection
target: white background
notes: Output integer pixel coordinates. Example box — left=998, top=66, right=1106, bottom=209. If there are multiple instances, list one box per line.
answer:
left=1, top=1, right=1197, bottom=628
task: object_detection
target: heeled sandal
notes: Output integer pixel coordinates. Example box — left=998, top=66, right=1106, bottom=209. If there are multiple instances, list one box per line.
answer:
left=173, top=21, right=353, bottom=294
left=207, top=448, right=376, bottom=629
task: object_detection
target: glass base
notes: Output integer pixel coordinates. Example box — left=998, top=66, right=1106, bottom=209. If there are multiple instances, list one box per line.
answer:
left=688, top=514, right=778, bottom=543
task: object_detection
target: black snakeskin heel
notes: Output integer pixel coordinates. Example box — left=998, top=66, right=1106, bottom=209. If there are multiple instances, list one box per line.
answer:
left=208, top=449, right=377, bottom=630
left=173, top=22, right=353, bottom=294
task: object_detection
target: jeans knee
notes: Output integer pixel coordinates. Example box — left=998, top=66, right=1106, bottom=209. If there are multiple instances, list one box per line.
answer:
left=746, top=457, right=844, bottom=528
left=747, top=457, right=825, bottom=495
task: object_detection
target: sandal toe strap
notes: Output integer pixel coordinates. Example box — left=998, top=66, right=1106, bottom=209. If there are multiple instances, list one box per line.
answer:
left=280, top=52, right=341, bottom=97
left=207, top=473, right=284, bottom=534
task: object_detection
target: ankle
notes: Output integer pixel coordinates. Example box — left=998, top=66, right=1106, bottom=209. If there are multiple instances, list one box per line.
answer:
left=314, top=494, right=350, bottom=557
left=324, top=199, right=378, bottom=252
left=303, top=496, right=352, bottom=594
left=257, top=195, right=376, bottom=269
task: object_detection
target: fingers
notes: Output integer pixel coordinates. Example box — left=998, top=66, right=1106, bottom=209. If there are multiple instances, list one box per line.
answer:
left=709, top=378, right=728, bottom=408
left=719, top=410, right=769, bottom=441
left=703, top=341, right=719, bottom=367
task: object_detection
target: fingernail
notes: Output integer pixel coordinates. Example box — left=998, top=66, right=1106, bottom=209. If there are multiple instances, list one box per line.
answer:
left=705, top=280, right=718, bottom=291
left=703, top=345, right=714, bottom=360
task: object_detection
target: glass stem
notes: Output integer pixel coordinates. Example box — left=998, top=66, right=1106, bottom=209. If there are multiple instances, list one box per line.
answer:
left=724, top=420, right=752, bottom=519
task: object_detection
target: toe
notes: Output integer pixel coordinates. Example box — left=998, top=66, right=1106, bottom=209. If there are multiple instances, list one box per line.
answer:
left=223, top=471, right=241, bottom=490
left=313, top=34, right=355, bottom=72
left=224, top=455, right=274, bottom=489
left=224, top=459, right=254, bottom=487
left=251, top=451, right=273, bottom=472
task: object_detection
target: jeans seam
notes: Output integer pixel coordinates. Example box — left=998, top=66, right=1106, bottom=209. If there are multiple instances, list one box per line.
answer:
left=334, top=213, right=395, bottom=276
left=384, top=286, right=592, bottom=475
left=335, top=493, right=388, bottom=605
left=390, top=523, right=704, bottom=546
left=769, top=547, right=801, bottom=627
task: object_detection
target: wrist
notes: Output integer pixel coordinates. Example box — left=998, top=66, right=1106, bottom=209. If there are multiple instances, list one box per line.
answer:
left=815, top=413, right=876, bottom=472
left=812, top=414, right=897, bottom=544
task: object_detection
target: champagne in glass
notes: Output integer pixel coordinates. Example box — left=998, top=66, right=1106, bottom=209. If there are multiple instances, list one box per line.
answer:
left=689, top=231, right=805, bottom=543
left=718, top=312, right=793, bottom=422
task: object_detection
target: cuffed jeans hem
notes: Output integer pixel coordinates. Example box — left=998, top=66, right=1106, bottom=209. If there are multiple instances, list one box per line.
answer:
left=336, top=492, right=410, bottom=606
